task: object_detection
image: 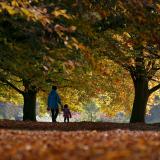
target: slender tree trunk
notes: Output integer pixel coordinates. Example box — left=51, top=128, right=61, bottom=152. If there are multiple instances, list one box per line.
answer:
left=130, top=78, right=149, bottom=123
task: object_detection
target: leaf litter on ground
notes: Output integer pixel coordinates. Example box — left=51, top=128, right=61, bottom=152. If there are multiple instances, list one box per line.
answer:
left=0, top=120, right=160, bottom=160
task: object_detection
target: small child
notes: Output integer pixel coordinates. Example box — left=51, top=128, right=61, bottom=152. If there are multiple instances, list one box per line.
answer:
left=63, top=104, right=72, bottom=122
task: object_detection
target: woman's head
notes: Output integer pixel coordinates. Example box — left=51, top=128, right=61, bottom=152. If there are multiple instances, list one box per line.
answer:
left=52, top=86, right=57, bottom=90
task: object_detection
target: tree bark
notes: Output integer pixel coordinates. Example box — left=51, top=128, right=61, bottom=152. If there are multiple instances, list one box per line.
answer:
left=130, top=78, right=149, bottom=123
left=23, top=89, right=37, bottom=121
left=22, top=80, right=37, bottom=121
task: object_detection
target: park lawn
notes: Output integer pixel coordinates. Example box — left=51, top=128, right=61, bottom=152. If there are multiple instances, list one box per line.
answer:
left=0, top=120, right=160, bottom=160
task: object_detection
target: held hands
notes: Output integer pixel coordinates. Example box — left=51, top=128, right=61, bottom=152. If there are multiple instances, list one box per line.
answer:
left=47, top=107, right=50, bottom=111
left=61, top=104, right=64, bottom=111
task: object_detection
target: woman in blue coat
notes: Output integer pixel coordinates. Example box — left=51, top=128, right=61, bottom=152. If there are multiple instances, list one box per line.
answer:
left=47, top=86, right=63, bottom=122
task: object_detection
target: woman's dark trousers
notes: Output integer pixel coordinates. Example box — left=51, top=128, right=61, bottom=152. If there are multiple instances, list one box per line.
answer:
left=51, top=108, right=59, bottom=122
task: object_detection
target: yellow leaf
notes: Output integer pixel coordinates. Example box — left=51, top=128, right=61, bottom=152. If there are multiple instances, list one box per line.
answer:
left=52, top=9, right=72, bottom=19
left=11, top=1, right=19, bottom=7
left=21, top=8, right=32, bottom=17
left=0, top=2, right=17, bottom=15
left=123, top=32, right=131, bottom=38
left=156, top=4, right=160, bottom=13
left=72, top=37, right=79, bottom=43
left=66, top=44, right=73, bottom=49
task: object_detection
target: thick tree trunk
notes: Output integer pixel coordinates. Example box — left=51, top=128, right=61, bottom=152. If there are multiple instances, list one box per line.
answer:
left=130, top=78, right=149, bottom=123
left=23, top=89, right=37, bottom=121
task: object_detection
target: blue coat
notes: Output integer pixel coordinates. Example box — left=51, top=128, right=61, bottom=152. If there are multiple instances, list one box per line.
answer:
left=48, top=90, right=61, bottom=109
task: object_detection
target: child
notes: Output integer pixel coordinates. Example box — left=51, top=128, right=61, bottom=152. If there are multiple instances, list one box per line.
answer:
left=63, top=104, right=72, bottom=122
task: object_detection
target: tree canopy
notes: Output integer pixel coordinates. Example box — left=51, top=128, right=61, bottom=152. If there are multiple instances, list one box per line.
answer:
left=0, top=0, right=159, bottom=122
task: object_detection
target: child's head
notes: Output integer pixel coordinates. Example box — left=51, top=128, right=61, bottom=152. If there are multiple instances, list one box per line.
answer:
left=64, top=104, right=68, bottom=108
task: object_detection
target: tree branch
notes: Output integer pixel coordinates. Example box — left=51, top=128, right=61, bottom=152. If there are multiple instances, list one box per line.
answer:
left=151, top=52, right=160, bottom=59
left=1, top=79, right=24, bottom=95
left=149, top=83, right=160, bottom=95
left=0, top=82, right=7, bottom=86
left=147, top=67, right=160, bottom=80
left=10, top=78, right=23, bottom=83
left=128, top=66, right=136, bottom=83
left=150, top=78, right=160, bottom=83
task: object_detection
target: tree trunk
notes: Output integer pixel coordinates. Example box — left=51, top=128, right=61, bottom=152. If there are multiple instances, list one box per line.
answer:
left=130, top=78, right=149, bottom=123
left=23, top=89, right=37, bottom=121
